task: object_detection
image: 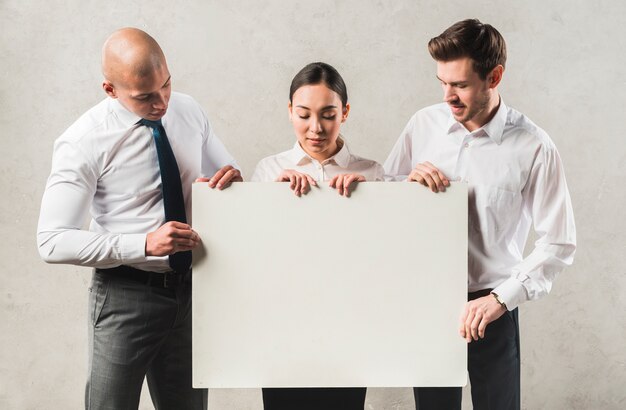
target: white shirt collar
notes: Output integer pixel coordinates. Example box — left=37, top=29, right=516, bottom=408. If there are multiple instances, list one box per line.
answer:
left=110, top=98, right=142, bottom=128
left=445, top=98, right=508, bottom=145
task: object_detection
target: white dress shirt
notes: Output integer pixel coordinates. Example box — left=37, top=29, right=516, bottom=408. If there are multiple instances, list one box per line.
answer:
left=37, top=92, right=238, bottom=272
left=384, top=100, right=576, bottom=310
left=251, top=136, right=384, bottom=182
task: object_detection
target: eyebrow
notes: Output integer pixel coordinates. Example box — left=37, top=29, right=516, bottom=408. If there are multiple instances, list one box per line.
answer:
left=436, top=75, right=467, bottom=86
left=134, top=76, right=172, bottom=99
left=295, top=105, right=338, bottom=110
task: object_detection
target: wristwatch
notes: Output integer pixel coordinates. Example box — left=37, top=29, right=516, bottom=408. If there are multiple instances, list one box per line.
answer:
left=490, top=291, right=508, bottom=311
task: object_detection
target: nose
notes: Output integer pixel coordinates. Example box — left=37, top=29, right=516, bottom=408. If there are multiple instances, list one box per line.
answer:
left=442, top=85, right=456, bottom=103
left=309, top=116, right=322, bottom=134
left=152, top=90, right=168, bottom=109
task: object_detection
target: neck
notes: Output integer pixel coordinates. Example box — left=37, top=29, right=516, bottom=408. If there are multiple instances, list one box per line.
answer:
left=304, top=137, right=343, bottom=163
left=467, top=93, right=501, bottom=132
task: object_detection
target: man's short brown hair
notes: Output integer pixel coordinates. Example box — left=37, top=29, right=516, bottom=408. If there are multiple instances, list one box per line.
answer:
left=428, top=19, right=507, bottom=79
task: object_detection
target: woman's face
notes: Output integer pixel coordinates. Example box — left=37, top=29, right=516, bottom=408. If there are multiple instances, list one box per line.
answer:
left=289, top=83, right=350, bottom=162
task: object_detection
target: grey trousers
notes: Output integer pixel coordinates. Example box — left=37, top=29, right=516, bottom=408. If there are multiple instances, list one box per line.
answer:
left=85, top=269, right=207, bottom=410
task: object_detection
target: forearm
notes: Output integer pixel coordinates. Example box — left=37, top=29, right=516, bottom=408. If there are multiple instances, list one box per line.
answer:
left=37, top=228, right=146, bottom=267
left=494, top=241, right=576, bottom=310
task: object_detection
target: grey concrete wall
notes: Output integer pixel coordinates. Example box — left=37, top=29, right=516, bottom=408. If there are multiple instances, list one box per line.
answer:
left=1, top=0, right=624, bottom=409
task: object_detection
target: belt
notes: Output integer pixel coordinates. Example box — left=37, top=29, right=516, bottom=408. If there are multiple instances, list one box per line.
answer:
left=96, top=265, right=190, bottom=289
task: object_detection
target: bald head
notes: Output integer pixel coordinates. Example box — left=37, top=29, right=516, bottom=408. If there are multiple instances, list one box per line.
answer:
left=101, top=28, right=172, bottom=120
left=102, top=28, right=167, bottom=87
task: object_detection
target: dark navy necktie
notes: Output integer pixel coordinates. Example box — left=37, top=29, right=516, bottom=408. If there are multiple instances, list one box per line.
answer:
left=140, top=119, right=192, bottom=274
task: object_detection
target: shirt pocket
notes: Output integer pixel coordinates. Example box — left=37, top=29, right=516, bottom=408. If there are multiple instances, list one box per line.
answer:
left=469, top=184, right=521, bottom=242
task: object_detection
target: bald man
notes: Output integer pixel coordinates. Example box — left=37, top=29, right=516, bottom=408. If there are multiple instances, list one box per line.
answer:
left=37, top=28, right=240, bottom=409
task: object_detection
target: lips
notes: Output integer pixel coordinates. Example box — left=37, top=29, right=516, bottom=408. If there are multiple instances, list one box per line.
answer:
left=307, top=138, right=326, bottom=145
left=449, top=104, right=465, bottom=115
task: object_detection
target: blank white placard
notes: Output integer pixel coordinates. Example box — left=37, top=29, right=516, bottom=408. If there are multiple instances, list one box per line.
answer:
left=192, top=182, right=467, bottom=388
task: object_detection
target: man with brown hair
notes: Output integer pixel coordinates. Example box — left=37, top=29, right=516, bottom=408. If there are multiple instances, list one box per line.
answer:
left=37, top=28, right=241, bottom=409
left=385, top=19, right=576, bottom=409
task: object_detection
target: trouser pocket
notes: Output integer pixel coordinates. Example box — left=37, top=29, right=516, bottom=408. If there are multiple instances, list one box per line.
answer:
left=88, top=272, right=110, bottom=327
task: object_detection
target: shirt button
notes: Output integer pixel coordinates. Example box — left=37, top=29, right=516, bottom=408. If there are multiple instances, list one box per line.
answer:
left=464, top=143, right=470, bottom=148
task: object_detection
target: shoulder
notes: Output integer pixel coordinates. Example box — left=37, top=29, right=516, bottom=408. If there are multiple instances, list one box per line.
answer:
left=348, top=152, right=382, bottom=170
left=252, top=148, right=295, bottom=181
left=57, top=98, right=114, bottom=144
left=341, top=140, right=384, bottom=178
left=256, top=148, right=295, bottom=166
left=54, top=98, right=122, bottom=162
left=415, top=102, right=450, bottom=121
left=403, top=103, right=450, bottom=131
left=166, top=92, right=207, bottom=122
left=505, top=106, right=556, bottom=151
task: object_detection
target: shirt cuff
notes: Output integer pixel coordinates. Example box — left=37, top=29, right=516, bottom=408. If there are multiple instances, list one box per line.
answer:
left=493, top=277, right=528, bottom=311
left=119, top=233, right=148, bottom=263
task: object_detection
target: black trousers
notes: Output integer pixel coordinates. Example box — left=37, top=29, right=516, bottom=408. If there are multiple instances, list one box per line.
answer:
left=262, top=387, right=366, bottom=410
left=414, top=293, right=520, bottom=410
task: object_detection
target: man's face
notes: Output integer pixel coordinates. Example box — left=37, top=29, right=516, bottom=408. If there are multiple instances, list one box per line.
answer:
left=436, top=57, right=493, bottom=131
left=104, top=64, right=172, bottom=121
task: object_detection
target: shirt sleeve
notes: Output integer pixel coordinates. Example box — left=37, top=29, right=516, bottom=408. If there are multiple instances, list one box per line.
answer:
left=371, top=162, right=385, bottom=181
left=383, top=115, right=415, bottom=181
left=37, top=138, right=147, bottom=267
left=493, top=142, right=577, bottom=310
left=200, top=117, right=241, bottom=178
left=250, top=157, right=276, bottom=182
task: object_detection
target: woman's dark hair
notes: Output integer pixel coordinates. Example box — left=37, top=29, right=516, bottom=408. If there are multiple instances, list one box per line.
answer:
left=428, top=19, right=507, bottom=79
left=289, top=62, right=348, bottom=107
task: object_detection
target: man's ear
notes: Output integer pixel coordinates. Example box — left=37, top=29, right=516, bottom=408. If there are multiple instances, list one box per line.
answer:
left=102, top=81, right=117, bottom=98
left=487, top=65, right=504, bottom=89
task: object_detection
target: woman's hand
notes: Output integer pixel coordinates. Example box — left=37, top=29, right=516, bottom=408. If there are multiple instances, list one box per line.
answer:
left=276, top=169, right=318, bottom=196
left=329, top=174, right=366, bottom=197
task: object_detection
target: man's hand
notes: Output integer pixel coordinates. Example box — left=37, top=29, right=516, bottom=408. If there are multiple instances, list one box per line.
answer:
left=407, top=161, right=450, bottom=193
left=145, top=221, right=200, bottom=256
left=196, top=165, right=243, bottom=190
left=328, top=173, right=365, bottom=197
left=459, top=295, right=507, bottom=343
left=276, top=169, right=317, bottom=197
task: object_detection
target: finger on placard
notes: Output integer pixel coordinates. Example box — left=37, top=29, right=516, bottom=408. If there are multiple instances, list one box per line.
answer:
left=424, top=161, right=449, bottom=188
left=328, top=175, right=338, bottom=188
left=208, top=168, right=226, bottom=188
left=438, top=170, right=450, bottom=187
left=306, top=175, right=317, bottom=187
left=421, top=172, right=438, bottom=192
left=216, top=169, right=239, bottom=189
left=195, top=177, right=211, bottom=182
left=301, top=176, right=310, bottom=195
left=344, top=175, right=355, bottom=196
left=333, top=175, right=343, bottom=195
left=408, top=170, right=424, bottom=185
left=293, top=175, right=302, bottom=197
left=289, top=175, right=297, bottom=191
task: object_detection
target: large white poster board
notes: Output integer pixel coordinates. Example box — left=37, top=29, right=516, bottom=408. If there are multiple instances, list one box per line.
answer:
left=192, top=182, right=467, bottom=388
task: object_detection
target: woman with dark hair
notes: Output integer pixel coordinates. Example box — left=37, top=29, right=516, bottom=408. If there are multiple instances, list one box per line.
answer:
left=252, top=62, right=382, bottom=197
left=251, top=62, right=382, bottom=409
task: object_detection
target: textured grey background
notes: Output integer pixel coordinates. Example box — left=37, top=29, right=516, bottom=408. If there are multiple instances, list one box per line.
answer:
left=1, top=0, right=625, bottom=409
